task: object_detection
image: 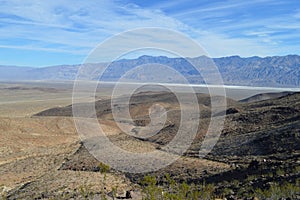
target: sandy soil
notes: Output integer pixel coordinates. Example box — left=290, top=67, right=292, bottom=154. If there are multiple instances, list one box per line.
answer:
left=0, top=83, right=148, bottom=199
left=0, top=82, right=231, bottom=199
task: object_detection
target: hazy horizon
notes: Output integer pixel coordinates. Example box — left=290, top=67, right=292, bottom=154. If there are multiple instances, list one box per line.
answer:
left=1, top=54, right=300, bottom=68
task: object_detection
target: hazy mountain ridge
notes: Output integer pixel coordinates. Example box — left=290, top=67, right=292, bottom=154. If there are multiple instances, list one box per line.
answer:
left=1, top=55, right=300, bottom=87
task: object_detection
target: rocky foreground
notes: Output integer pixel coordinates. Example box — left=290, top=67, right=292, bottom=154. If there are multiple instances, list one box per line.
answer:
left=1, top=91, right=300, bottom=199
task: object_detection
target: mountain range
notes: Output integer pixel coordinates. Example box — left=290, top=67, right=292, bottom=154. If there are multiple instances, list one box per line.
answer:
left=1, top=55, right=300, bottom=87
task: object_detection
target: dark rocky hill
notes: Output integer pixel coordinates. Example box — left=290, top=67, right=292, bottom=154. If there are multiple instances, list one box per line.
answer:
left=35, top=91, right=300, bottom=159
left=33, top=91, right=300, bottom=198
left=239, top=91, right=293, bottom=103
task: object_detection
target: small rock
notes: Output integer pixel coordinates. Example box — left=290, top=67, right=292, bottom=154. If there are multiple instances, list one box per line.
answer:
left=226, top=195, right=237, bottom=200
left=125, top=191, right=132, bottom=198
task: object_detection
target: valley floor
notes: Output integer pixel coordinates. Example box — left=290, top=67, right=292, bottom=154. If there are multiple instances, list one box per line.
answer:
left=0, top=82, right=299, bottom=199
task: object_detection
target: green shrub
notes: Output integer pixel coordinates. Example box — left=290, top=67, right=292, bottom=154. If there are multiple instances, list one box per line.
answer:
left=140, top=175, right=216, bottom=200
left=254, top=182, right=300, bottom=199
left=99, top=162, right=110, bottom=174
left=78, top=184, right=94, bottom=200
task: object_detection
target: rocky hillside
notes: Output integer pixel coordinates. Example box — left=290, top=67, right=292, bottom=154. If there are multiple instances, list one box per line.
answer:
left=207, top=92, right=300, bottom=158
left=33, top=91, right=300, bottom=199
left=239, top=91, right=293, bottom=103
left=35, top=91, right=300, bottom=159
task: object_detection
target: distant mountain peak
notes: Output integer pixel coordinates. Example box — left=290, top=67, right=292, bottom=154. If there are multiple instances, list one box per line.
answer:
left=0, top=55, right=300, bottom=87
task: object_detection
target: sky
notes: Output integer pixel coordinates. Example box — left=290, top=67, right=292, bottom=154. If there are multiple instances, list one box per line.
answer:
left=0, top=0, right=300, bottom=67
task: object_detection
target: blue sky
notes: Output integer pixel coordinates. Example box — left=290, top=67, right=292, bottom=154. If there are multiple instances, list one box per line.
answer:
left=0, top=0, right=299, bottom=67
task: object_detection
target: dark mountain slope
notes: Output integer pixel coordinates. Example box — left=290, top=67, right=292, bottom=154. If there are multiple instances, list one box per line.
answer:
left=239, top=91, right=293, bottom=103
left=206, top=92, right=300, bottom=159
left=34, top=91, right=300, bottom=160
left=33, top=91, right=300, bottom=198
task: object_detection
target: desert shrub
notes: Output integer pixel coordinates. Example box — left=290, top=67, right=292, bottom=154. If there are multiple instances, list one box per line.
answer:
left=78, top=184, right=94, bottom=200
left=98, top=162, right=110, bottom=200
left=276, top=168, right=285, bottom=176
left=246, top=174, right=257, bottom=181
left=232, top=179, right=240, bottom=188
left=254, top=182, right=300, bottom=199
left=141, top=175, right=163, bottom=200
left=198, top=181, right=215, bottom=200
left=221, top=187, right=234, bottom=196
left=140, top=174, right=215, bottom=200
left=99, top=162, right=110, bottom=174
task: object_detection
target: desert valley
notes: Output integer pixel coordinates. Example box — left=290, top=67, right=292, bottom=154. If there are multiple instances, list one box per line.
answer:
left=2, top=0, right=300, bottom=199
left=0, top=80, right=299, bottom=199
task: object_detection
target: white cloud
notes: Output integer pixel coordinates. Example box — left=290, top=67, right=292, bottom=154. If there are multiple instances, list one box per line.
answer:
left=0, top=44, right=86, bottom=54
left=0, top=0, right=188, bottom=53
left=0, top=0, right=299, bottom=62
left=172, top=0, right=278, bottom=17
